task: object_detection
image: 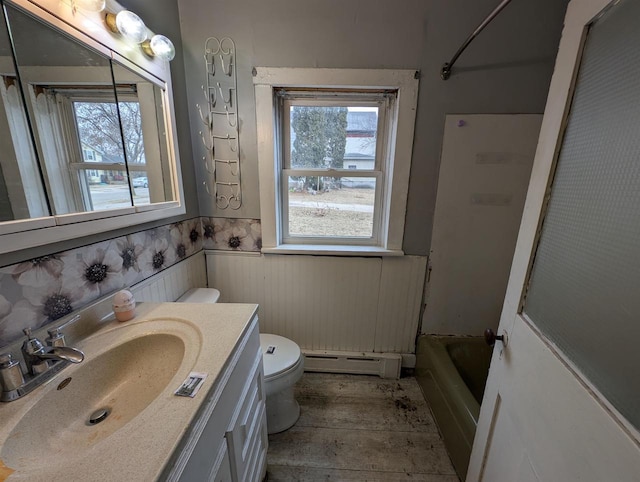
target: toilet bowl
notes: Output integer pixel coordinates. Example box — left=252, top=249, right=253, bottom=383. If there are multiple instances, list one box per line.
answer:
left=176, top=288, right=304, bottom=434
left=260, top=333, right=305, bottom=433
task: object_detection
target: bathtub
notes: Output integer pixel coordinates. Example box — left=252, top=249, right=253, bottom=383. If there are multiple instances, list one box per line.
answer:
left=415, top=335, right=492, bottom=480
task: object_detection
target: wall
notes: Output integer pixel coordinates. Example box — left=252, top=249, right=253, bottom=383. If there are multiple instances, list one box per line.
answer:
left=0, top=215, right=263, bottom=350
left=207, top=252, right=426, bottom=356
left=422, top=115, right=541, bottom=335
left=0, top=0, right=197, bottom=268
left=177, top=0, right=569, bottom=256
left=0, top=218, right=203, bottom=349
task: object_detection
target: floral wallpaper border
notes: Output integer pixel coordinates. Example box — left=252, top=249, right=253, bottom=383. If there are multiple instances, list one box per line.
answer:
left=0, top=217, right=262, bottom=348
left=202, top=217, right=262, bottom=252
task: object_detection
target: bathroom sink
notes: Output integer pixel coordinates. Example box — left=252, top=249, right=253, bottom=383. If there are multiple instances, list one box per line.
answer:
left=0, top=319, right=201, bottom=471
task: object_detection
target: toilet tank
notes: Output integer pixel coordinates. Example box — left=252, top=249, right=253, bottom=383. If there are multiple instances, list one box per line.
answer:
left=176, top=288, right=221, bottom=303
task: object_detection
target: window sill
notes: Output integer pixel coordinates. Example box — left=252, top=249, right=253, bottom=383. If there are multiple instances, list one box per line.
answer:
left=261, top=245, right=404, bottom=257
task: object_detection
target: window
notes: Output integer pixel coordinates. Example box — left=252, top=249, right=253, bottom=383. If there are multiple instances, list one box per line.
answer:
left=31, top=86, right=155, bottom=213
left=82, top=148, right=95, bottom=161
left=281, top=92, right=388, bottom=244
left=254, top=68, right=419, bottom=255
left=71, top=97, right=148, bottom=211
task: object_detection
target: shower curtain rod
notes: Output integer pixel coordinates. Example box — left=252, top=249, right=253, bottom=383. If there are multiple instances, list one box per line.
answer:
left=441, top=0, right=515, bottom=80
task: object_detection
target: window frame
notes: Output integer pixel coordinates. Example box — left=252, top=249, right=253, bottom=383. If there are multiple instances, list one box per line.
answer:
left=26, top=81, right=167, bottom=214
left=254, top=68, right=419, bottom=256
left=68, top=92, right=148, bottom=211
left=279, top=93, right=390, bottom=247
left=64, top=90, right=132, bottom=212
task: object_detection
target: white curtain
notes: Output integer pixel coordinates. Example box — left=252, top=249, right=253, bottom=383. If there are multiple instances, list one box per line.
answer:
left=31, top=89, right=82, bottom=214
left=0, top=76, right=49, bottom=218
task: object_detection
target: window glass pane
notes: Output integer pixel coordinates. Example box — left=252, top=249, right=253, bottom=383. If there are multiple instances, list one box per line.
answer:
left=117, top=101, right=145, bottom=166
left=83, top=169, right=131, bottom=210
left=522, top=0, right=640, bottom=430
left=131, top=172, right=150, bottom=206
left=287, top=176, right=375, bottom=238
left=290, top=106, right=378, bottom=170
left=74, top=101, right=126, bottom=165
left=74, top=101, right=132, bottom=211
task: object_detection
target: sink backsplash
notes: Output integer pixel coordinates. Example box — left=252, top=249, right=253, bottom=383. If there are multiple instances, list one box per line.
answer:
left=0, top=217, right=261, bottom=349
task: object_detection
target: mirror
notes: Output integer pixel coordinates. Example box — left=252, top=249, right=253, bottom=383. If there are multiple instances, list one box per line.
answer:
left=0, top=5, right=48, bottom=221
left=7, top=2, right=126, bottom=215
left=111, top=61, right=175, bottom=207
left=0, top=0, right=184, bottom=252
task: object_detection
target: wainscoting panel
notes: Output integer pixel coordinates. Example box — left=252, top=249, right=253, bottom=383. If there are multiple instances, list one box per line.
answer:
left=375, top=256, right=428, bottom=353
left=206, top=252, right=426, bottom=354
left=133, top=251, right=207, bottom=302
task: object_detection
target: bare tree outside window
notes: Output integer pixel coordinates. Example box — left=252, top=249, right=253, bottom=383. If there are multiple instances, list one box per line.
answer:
left=74, top=101, right=145, bottom=165
left=73, top=100, right=148, bottom=210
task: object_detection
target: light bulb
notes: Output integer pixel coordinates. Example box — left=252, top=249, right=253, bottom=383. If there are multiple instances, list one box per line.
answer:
left=110, top=10, right=147, bottom=44
left=143, top=34, right=176, bottom=61
left=73, top=0, right=106, bottom=12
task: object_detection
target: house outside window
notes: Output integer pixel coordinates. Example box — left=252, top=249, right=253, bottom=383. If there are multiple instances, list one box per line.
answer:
left=82, top=148, right=96, bottom=161
left=254, top=68, right=419, bottom=255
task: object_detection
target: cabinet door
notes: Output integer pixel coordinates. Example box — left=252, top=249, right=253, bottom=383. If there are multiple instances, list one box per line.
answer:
left=210, top=444, right=232, bottom=482
left=226, top=353, right=267, bottom=482
left=168, top=317, right=262, bottom=482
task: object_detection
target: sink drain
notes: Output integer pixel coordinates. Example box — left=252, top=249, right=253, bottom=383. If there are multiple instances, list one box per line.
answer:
left=88, top=408, right=110, bottom=425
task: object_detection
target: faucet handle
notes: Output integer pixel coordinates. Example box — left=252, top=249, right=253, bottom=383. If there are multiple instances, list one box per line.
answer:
left=0, top=353, right=16, bottom=368
left=21, top=328, right=45, bottom=356
left=44, top=314, right=80, bottom=347
left=46, top=327, right=66, bottom=347
left=0, top=353, right=25, bottom=393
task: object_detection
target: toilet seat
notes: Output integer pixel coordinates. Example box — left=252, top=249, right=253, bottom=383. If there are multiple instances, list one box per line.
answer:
left=260, top=334, right=304, bottom=399
left=261, top=334, right=301, bottom=379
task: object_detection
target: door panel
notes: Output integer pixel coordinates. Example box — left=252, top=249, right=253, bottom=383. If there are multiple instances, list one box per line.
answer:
left=468, top=0, right=640, bottom=479
left=475, top=316, right=640, bottom=482
left=481, top=395, right=539, bottom=482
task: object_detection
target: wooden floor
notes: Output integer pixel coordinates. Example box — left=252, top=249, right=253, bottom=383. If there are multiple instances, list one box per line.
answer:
left=266, top=373, right=459, bottom=481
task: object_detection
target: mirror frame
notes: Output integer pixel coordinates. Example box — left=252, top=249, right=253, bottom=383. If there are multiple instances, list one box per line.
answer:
left=0, top=0, right=185, bottom=254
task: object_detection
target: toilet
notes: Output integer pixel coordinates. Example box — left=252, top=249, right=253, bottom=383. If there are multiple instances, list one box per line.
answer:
left=176, top=288, right=304, bottom=434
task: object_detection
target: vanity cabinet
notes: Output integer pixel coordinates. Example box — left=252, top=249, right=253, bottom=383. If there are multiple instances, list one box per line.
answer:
left=162, top=315, right=268, bottom=482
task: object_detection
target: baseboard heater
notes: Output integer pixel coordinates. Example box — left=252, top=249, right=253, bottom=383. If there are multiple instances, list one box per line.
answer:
left=302, top=350, right=402, bottom=379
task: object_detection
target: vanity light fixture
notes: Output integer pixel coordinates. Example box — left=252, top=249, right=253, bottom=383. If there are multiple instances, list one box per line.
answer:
left=72, top=0, right=106, bottom=12
left=105, top=10, right=147, bottom=44
left=141, top=34, right=176, bottom=61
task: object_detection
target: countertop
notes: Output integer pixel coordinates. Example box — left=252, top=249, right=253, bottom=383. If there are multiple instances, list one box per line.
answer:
left=0, top=302, right=258, bottom=481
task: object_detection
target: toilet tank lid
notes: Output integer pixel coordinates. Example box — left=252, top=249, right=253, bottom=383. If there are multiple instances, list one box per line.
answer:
left=176, top=288, right=220, bottom=303
left=260, top=334, right=301, bottom=379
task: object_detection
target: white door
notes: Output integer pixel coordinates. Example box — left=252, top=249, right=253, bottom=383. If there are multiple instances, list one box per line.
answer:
left=467, top=0, right=640, bottom=481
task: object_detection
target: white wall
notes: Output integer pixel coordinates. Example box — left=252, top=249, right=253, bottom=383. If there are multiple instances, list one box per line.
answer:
left=207, top=252, right=426, bottom=354
left=422, top=115, right=541, bottom=335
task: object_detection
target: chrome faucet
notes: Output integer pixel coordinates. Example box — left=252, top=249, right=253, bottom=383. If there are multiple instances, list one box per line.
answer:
left=0, top=325, right=84, bottom=402
left=21, top=328, right=84, bottom=375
